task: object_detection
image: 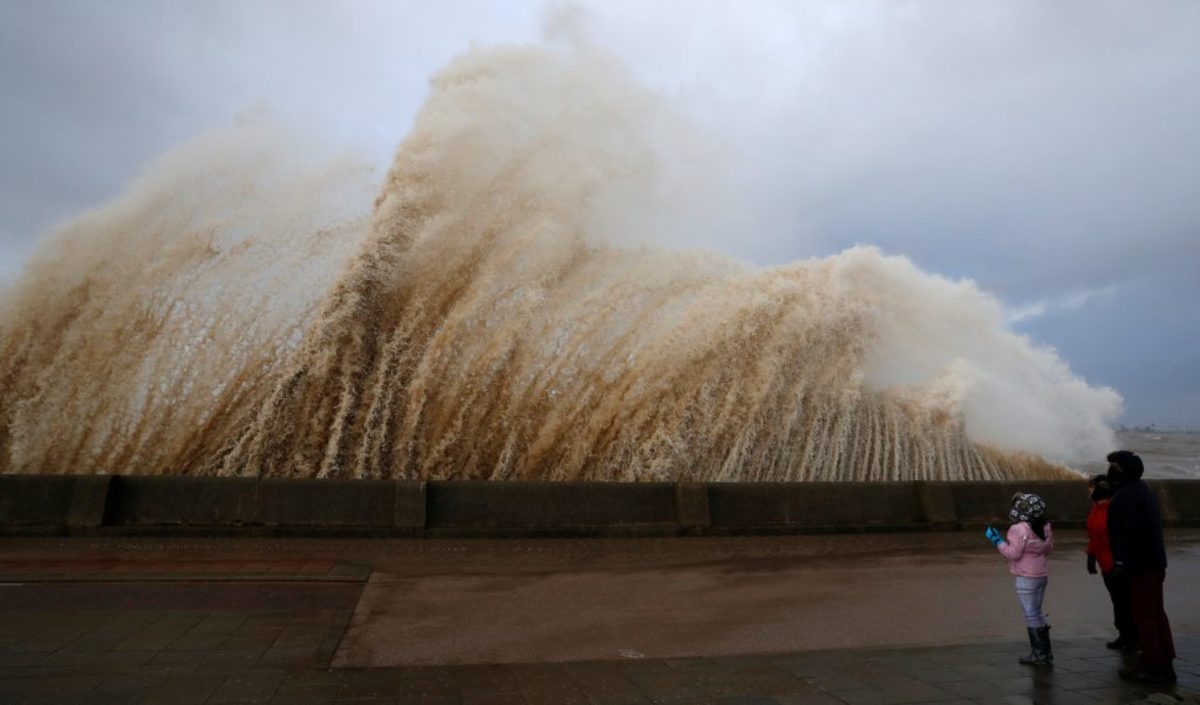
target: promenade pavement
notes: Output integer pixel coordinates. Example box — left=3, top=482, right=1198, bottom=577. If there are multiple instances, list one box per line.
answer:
left=0, top=531, right=1197, bottom=704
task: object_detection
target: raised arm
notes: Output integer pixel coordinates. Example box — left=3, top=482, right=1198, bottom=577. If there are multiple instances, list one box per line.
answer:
left=996, top=524, right=1027, bottom=561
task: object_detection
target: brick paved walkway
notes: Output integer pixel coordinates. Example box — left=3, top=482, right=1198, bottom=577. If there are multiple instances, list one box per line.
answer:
left=0, top=535, right=1196, bottom=704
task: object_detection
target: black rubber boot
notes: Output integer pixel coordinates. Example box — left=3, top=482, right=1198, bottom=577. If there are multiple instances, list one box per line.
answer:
left=1019, top=627, right=1051, bottom=666
left=1037, top=625, right=1053, bottom=663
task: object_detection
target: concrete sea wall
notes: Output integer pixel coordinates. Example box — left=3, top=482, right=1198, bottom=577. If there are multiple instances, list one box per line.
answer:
left=1, top=475, right=1198, bottom=537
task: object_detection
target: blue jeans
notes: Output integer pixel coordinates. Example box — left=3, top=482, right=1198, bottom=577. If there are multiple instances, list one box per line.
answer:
left=1015, top=576, right=1048, bottom=628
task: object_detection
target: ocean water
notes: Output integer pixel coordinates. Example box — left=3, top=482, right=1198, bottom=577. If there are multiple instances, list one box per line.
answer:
left=1073, top=430, right=1200, bottom=480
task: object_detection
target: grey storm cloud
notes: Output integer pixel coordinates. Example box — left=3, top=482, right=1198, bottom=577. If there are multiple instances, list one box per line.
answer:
left=0, top=0, right=1197, bottom=426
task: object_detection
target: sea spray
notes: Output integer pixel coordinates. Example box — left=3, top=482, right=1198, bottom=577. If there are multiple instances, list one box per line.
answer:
left=0, top=46, right=1122, bottom=480
left=0, top=123, right=374, bottom=475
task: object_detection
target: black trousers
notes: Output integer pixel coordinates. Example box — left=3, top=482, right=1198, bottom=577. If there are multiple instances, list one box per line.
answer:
left=1102, top=571, right=1137, bottom=641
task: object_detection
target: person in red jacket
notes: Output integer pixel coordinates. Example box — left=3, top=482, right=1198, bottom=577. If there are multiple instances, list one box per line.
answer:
left=1085, top=475, right=1137, bottom=651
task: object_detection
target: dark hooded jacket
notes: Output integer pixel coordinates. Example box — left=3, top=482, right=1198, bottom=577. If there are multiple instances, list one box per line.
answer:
left=1106, top=479, right=1167, bottom=574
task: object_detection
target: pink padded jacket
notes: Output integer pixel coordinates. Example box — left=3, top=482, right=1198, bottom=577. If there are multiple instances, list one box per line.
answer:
left=997, top=521, right=1054, bottom=577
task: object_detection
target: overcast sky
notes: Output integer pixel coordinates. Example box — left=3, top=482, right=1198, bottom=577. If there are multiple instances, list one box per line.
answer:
left=1, top=0, right=1197, bottom=427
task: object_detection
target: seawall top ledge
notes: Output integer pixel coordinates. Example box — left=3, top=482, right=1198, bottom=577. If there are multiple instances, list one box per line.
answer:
left=0, top=475, right=1195, bottom=537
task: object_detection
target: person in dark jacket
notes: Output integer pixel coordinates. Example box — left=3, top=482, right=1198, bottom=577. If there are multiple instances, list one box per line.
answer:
left=1084, top=475, right=1136, bottom=650
left=1106, top=450, right=1175, bottom=683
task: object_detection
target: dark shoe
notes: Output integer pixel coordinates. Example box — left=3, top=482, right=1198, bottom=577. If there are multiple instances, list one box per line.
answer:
left=1121, top=640, right=1142, bottom=654
left=1019, top=627, right=1052, bottom=666
left=1106, top=630, right=1138, bottom=649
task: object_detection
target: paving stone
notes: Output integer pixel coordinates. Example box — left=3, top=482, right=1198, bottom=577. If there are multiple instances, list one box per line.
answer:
left=0, top=650, right=53, bottom=667
left=168, top=635, right=228, bottom=650
left=97, top=672, right=167, bottom=690
left=938, top=680, right=1005, bottom=699
left=771, top=696, right=848, bottom=705
left=150, top=648, right=212, bottom=666
left=274, top=683, right=341, bottom=704
left=458, top=678, right=521, bottom=696
left=143, top=673, right=225, bottom=705
left=200, top=648, right=271, bottom=671
left=1040, top=671, right=1112, bottom=690
left=223, top=635, right=283, bottom=651
left=0, top=673, right=105, bottom=694
left=740, top=677, right=819, bottom=697
left=273, top=631, right=328, bottom=648
left=583, top=690, right=655, bottom=705
left=1, top=536, right=1198, bottom=705
left=209, top=672, right=285, bottom=703
left=834, top=687, right=960, bottom=705
left=805, top=674, right=874, bottom=691
left=699, top=682, right=755, bottom=698
left=138, top=661, right=203, bottom=675
left=969, top=697, right=1034, bottom=705
left=271, top=692, right=336, bottom=704
left=76, top=691, right=144, bottom=704
left=394, top=696, right=461, bottom=705
left=397, top=678, right=459, bottom=697
left=258, top=646, right=317, bottom=667
left=338, top=669, right=407, bottom=699
left=461, top=690, right=524, bottom=705
left=907, top=668, right=971, bottom=685
left=1024, top=692, right=1098, bottom=705
left=521, top=684, right=593, bottom=705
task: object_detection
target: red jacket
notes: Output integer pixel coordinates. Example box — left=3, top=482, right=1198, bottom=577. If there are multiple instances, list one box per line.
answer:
left=1086, top=499, right=1115, bottom=574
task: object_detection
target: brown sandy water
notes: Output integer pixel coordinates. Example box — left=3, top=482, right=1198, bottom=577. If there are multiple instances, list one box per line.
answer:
left=0, top=46, right=1123, bottom=482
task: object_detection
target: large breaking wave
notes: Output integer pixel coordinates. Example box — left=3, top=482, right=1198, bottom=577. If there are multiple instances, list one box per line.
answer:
left=0, top=46, right=1121, bottom=480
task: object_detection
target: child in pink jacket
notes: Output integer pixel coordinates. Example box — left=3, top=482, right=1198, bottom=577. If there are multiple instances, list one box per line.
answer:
left=986, top=492, right=1054, bottom=666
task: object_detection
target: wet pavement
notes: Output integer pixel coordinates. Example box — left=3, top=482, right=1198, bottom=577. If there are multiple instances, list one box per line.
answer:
left=0, top=532, right=1197, bottom=704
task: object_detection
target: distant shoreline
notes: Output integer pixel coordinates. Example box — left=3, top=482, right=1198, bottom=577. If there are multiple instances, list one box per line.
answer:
left=1074, top=429, right=1200, bottom=480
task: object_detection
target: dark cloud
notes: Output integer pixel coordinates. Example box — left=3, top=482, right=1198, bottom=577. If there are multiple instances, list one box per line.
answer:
left=576, top=1, right=1199, bottom=426
left=0, top=0, right=540, bottom=269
